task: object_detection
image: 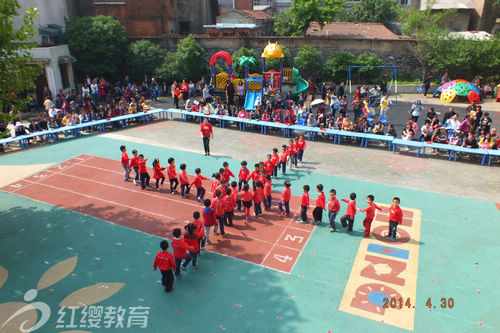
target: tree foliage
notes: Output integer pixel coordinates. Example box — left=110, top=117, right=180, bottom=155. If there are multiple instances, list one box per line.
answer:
left=273, top=11, right=297, bottom=36
left=280, top=0, right=346, bottom=36
left=0, top=0, right=43, bottom=112
left=266, top=44, right=293, bottom=71
left=324, top=51, right=384, bottom=83
left=64, top=16, right=127, bottom=79
left=126, top=40, right=163, bottom=82
left=232, top=47, right=259, bottom=77
left=294, top=45, right=323, bottom=78
left=324, top=51, right=356, bottom=82
left=341, top=0, right=399, bottom=25
left=154, top=35, right=209, bottom=83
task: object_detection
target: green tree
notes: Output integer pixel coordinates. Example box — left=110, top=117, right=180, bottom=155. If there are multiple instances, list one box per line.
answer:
left=288, top=0, right=346, bottom=36
left=324, top=51, right=357, bottom=82
left=154, top=34, right=208, bottom=83
left=265, top=44, right=293, bottom=72
left=0, top=0, right=42, bottom=115
left=126, top=40, right=163, bottom=82
left=273, top=11, right=298, bottom=36
left=341, top=0, right=399, bottom=25
left=294, top=45, right=323, bottom=78
left=356, top=52, right=384, bottom=83
left=232, top=47, right=259, bottom=77
left=64, top=16, right=127, bottom=79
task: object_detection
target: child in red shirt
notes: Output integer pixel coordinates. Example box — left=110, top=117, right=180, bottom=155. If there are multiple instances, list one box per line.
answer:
left=287, top=139, right=297, bottom=169
left=264, top=154, right=274, bottom=176
left=279, top=145, right=288, bottom=175
left=312, top=184, right=325, bottom=225
left=167, top=157, right=178, bottom=194
left=240, top=184, right=253, bottom=220
left=271, top=148, right=280, bottom=177
left=263, top=175, right=272, bottom=211
left=211, top=172, right=221, bottom=198
left=153, top=240, right=176, bottom=292
left=190, top=168, right=208, bottom=201
left=202, top=199, right=216, bottom=245
left=120, top=145, right=130, bottom=182
left=192, top=211, right=205, bottom=250
left=297, top=134, right=307, bottom=162
left=341, top=193, right=357, bottom=232
left=387, top=197, right=403, bottom=241
left=222, top=162, right=235, bottom=182
left=358, top=195, right=382, bottom=238
left=278, top=180, right=291, bottom=216
left=253, top=181, right=264, bottom=216
left=179, top=163, right=190, bottom=198
left=247, top=163, right=261, bottom=191
left=223, top=188, right=235, bottom=226
left=211, top=189, right=226, bottom=236
left=171, top=228, right=194, bottom=278
left=328, top=189, right=340, bottom=232
left=152, top=158, right=165, bottom=189
left=184, top=223, right=203, bottom=267
left=138, top=154, right=150, bottom=190
left=298, top=185, right=310, bottom=223
left=129, top=149, right=139, bottom=185
left=238, top=161, right=249, bottom=191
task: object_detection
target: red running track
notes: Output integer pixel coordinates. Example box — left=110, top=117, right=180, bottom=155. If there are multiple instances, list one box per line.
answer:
left=1, top=154, right=315, bottom=273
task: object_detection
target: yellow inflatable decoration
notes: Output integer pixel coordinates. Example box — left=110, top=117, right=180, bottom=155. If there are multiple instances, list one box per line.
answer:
left=262, top=42, right=284, bottom=59
left=440, top=88, right=457, bottom=103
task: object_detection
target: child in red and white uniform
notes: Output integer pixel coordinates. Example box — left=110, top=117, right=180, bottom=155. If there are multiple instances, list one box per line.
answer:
left=264, top=154, right=274, bottom=176
left=211, top=172, right=221, bottom=198
left=312, top=184, right=325, bottom=225
left=120, top=145, right=130, bottom=182
left=358, top=195, right=382, bottom=238
left=223, top=188, right=235, bottom=226
left=222, top=162, right=235, bottom=182
left=190, top=168, right=208, bottom=201
left=211, top=189, right=226, bottom=236
left=238, top=161, right=249, bottom=191
left=247, top=163, right=261, bottom=190
left=152, top=158, right=165, bottom=189
left=240, top=184, right=253, bottom=220
left=297, top=134, right=307, bottom=162
left=271, top=148, right=280, bottom=177
left=387, top=197, right=403, bottom=241
left=184, top=223, right=203, bottom=267
left=179, top=163, right=190, bottom=198
left=298, top=185, right=310, bottom=223
left=167, top=157, right=179, bottom=194
left=341, top=193, right=357, bottom=232
left=230, top=181, right=240, bottom=211
left=153, top=240, right=176, bottom=292
left=287, top=139, right=297, bottom=168
left=253, top=181, right=264, bottom=216
left=263, top=175, right=272, bottom=211
left=279, top=145, right=288, bottom=175
left=171, top=228, right=194, bottom=278
left=202, top=199, right=216, bottom=245
left=192, top=211, right=205, bottom=250
left=328, top=189, right=340, bottom=232
left=138, top=154, right=150, bottom=190
left=129, top=149, right=139, bottom=185
left=278, top=180, right=291, bottom=217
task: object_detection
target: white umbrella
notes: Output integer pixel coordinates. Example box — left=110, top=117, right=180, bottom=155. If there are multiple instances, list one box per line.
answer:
left=310, top=99, right=326, bottom=106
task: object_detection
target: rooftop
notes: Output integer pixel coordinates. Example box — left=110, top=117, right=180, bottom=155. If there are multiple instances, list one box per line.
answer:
left=306, top=22, right=408, bottom=40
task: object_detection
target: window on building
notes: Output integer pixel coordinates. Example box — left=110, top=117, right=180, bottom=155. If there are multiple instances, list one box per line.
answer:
left=399, top=0, right=410, bottom=6
left=179, top=22, right=190, bottom=34
left=59, top=63, right=70, bottom=89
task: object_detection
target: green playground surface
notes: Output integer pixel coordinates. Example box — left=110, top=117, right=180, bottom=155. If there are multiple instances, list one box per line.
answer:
left=0, top=135, right=499, bottom=333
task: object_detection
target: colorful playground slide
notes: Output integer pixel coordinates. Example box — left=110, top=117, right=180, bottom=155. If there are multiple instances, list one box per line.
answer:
left=244, top=76, right=264, bottom=111
left=292, top=67, right=309, bottom=97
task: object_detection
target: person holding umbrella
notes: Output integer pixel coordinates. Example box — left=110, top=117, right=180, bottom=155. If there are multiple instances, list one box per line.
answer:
left=200, top=118, right=214, bottom=156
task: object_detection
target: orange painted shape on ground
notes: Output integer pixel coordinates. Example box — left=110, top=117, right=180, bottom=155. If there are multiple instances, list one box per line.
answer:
left=1, top=154, right=316, bottom=274
left=262, top=246, right=301, bottom=272
left=496, top=203, right=500, bottom=211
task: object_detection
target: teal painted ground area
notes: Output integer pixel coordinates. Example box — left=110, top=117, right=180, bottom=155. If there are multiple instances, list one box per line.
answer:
left=0, top=135, right=499, bottom=333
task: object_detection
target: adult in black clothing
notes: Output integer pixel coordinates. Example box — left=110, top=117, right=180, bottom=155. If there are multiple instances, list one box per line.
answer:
left=225, top=80, right=235, bottom=106
left=462, top=133, right=478, bottom=148
left=426, top=107, right=437, bottom=123
left=337, top=82, right=345, bottom=98
left=380, top=80, right=387, bottom=96
left=423, top=74, right=432, bottom=96
left=479, top=112, right=492, bottom=134
left=442, top=107, right=457, bottom=125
